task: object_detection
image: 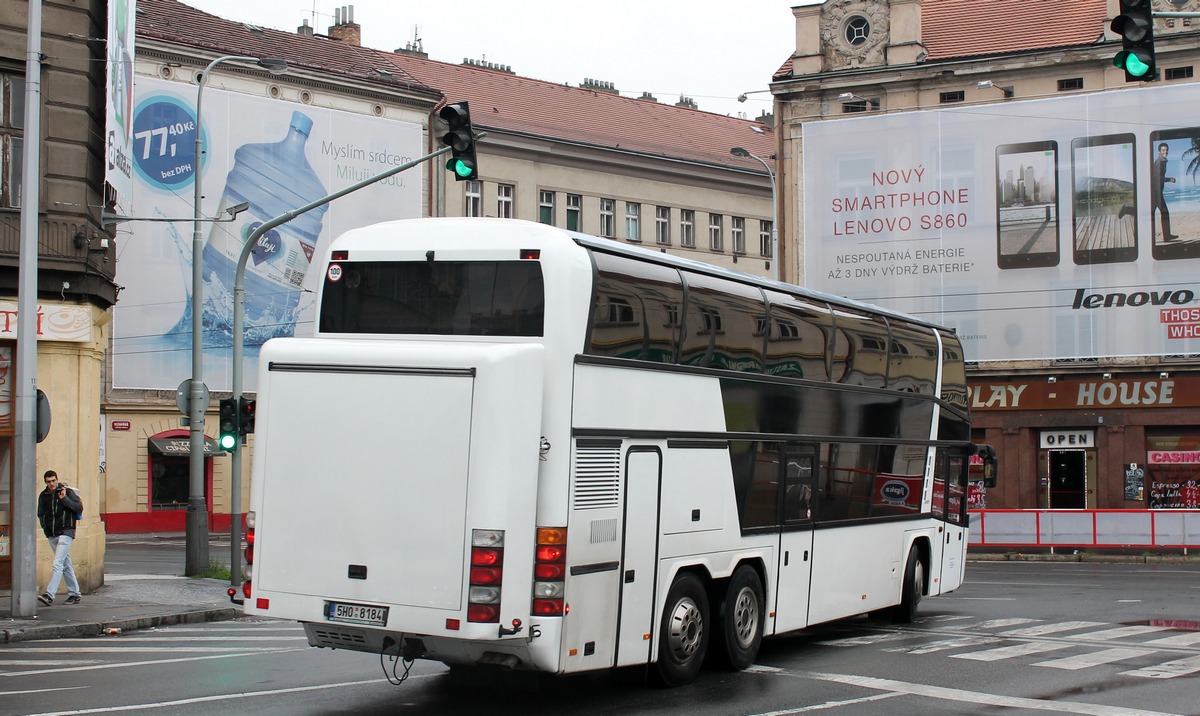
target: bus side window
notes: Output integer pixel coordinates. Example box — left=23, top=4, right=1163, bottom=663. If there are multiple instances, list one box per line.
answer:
left=784, top=454, right=815, bottom=522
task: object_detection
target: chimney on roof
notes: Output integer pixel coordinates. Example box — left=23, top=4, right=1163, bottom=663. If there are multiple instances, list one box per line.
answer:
left=675, top=95, right=697, bottom=110
left=581, top=78, right=619, bottom=94
left=461, top=58, right=515, bottom=74
left=756, top=112, right=774, bottom=128
left=298, top=18, right=313, bottom=36
left=395, top=25, right=427, bottom=58
left=329, top=5, right=361, bottom=47
left=639, top=91, right=657, bottom=102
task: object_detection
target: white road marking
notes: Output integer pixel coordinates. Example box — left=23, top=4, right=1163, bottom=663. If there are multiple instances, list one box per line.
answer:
left=806, top=671, right=1183, bottom=716
left=816, top=632, right=914, bottom=647
left=0, top=660, right=102, bottom=666
left=1122, top=655, right=1200, bottom=679
left=0, top=649, right=304, bottom=677
left=1074, top=626, right=1173, bottom=641
left=950, top=641, right=1072, bottom=662
left=1142, top=632, right=1200, bottom=647
left=883, top=636, right=1001, bottom=655
left=17, top=676, right=434, bottom=715
left=999, top=621, right=1107, bottom=637
left=0, top=687, right=88, bottom=696
left=1033, top=647, right=1155, bottom=670
left=970, top=618, right=1042, bottom=629
left=747, top=692, right=902, bottom=714
left=7, top=647, right=301, bottom=654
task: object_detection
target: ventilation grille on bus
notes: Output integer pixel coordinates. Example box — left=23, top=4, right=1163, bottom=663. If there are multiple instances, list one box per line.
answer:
left=309, top=625, right=370, bottom=649
left=573, top=445, right=621, bottom=509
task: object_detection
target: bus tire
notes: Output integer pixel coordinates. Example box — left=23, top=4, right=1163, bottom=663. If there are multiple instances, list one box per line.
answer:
left=892, top=548, right=924, bottom=623
left=712, top=566, right=764, bottom=671
left=654, top=572, right=710, bottom=687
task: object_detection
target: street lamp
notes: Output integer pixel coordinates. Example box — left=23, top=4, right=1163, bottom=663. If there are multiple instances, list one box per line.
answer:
left=730, top=146, right=779, bottom=282
left=187, top=54, right=287, bottom=576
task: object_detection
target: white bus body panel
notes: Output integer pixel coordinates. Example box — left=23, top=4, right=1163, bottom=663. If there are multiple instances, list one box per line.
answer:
left=246, top=337, right=544, bottom=643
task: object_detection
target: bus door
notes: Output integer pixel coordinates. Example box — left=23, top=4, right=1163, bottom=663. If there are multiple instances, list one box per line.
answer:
left=615, top=448, right=662, bottom=667
left=773, top=445, right=817, bottom=633
left=933, top=449, right=969, bottom=593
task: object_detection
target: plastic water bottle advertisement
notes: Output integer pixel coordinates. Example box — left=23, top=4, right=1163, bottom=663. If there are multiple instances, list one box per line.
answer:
left=113, top=76, right=422, bottom=391
left=802, top=82, right=1200, bottom=364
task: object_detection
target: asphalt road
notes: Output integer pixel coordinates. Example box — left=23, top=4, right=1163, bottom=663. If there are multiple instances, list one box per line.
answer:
left=3, top=560, right=1199, bottom=715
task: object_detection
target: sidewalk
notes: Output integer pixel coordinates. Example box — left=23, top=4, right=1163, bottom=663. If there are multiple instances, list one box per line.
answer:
left=1, top=534, right=241, bottom=644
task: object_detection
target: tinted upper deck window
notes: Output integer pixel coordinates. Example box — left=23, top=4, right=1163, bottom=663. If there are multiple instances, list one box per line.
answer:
left=319, top=261, right=544, bottom=336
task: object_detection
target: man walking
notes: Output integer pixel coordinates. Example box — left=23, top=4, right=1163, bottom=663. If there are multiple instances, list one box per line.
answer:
left=37, top=469, right=83, bottom=605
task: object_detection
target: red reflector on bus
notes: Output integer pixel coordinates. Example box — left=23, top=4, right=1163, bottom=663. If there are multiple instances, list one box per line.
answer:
left=446, top=618, right=460, bottom=631
left=470, top=566, right=503, bottom=585
left=532, top=598, right=564, bottom=616
left=256, top=597, right=269, bottom=610
left=471, top=547, right=503, bottom=567
left=534, top=562, right=566, bottom=580
left=519, top=249, right=540, bottom=260
left=535, top=544, right=565, bottom=562
left=331, top=250, right=348, bottom=261
left=468, top=604, right=500, bottom=623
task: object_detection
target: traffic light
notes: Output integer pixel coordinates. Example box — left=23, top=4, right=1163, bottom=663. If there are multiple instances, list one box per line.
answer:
left=1111, top=0, right=1156, bottom=82
left=238, top=397, right=256, bottom=436
left=218, top=398, right=239, bottom=452
left=439, top=101, right=478, bottom=181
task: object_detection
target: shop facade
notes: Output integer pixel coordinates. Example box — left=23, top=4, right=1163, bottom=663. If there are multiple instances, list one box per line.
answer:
left=969, top=373, right=1200, bottom=512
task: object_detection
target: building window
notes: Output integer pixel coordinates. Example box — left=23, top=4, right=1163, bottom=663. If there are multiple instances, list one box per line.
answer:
left=497, top=183, right=514, bottom=218
left=844, top=15, right=871, bottom=46
left=939, top=91, right=964, bottom=104
left=732, top=216, right=745, bottom=254
left=566, top=194, right=582, bottom=231
left=842, top=99, right=873, bottom=114
left=760, top=220, right=773, bottom=257
left=539, top=190, right=555, bottom=225
left=625, top=202, right=641, bottom=242
left=656, top=206, right=671, bottom=245
left=1057, top=77, right=1084, bottom=91
left=464, top=180, right=482, bottom=217
left=1, top=73, right=25, bottom=208
left=1166, top=66, right=1194, bottom=81
left=680, top=209, right=695, bottom=248
left=600, top=198, right=615, bottom=237
left=709, top=214, right=724, bottom=251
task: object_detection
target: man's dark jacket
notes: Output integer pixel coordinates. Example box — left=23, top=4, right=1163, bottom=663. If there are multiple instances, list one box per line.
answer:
left=37, top=486, right=82, bottom=539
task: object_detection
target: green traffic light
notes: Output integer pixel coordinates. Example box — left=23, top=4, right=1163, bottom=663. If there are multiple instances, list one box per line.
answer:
left=1115, top=51, right=1151, bottom=77
left=219, top=433, right=237, bottom=450
left=448, top=157, right=476, bottom=179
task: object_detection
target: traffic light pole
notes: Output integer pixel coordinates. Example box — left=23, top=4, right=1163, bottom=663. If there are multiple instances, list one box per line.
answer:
left=226, top=142, right=468, bottom=587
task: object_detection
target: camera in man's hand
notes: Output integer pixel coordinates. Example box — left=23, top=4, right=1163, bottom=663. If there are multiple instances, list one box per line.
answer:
left=56, top=485, right=65, bottom=497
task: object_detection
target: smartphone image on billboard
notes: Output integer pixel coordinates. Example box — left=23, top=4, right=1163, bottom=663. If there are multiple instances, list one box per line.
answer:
left=1149, top=127, right=1200, bottom=260
left=996, top=141, right=1059, bottom=269
left=1071, top=133, right=1137, bottom=264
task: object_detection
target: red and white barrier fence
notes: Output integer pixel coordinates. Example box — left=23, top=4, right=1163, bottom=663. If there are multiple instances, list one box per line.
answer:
left=969, top=509, right=1200, bottom=549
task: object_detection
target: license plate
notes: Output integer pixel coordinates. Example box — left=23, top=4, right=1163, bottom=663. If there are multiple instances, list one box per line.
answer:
left=325, top=601, right=389, bottom=626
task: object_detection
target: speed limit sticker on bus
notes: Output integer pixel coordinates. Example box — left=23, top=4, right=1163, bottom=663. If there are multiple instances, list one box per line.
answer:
left=325, top=600, right=388, bottom=626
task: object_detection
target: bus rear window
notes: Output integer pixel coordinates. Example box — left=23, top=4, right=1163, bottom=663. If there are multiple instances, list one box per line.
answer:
left=318, top=261, right=545, bottom=336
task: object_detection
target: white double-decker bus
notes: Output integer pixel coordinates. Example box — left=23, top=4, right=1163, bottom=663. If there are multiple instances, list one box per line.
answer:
left=241, top=217, right=991, bottom=686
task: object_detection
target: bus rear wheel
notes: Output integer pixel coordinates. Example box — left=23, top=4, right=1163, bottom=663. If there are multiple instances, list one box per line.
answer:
left=892, top=548, right=924, bottom=623
left=712, top=566, right=764, bottom=670
left=655, top=572, right=710, bottom=687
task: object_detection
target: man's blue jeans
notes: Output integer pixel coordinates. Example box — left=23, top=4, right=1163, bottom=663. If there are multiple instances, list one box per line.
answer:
left=46, top=535, right=81, bottom=598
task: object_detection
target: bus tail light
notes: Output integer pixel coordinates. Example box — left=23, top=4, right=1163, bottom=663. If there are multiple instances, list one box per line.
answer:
left=468, top=529, right=504, bottom=623
left=532, top=527, right=566, bottom=617
left=242, top=512, right=255, bottom=600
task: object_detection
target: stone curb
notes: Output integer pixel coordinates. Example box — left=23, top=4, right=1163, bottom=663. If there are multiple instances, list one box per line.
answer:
left=0, top=607, right=239, bottom=644
left=969, top=553, right=1200, bottom=564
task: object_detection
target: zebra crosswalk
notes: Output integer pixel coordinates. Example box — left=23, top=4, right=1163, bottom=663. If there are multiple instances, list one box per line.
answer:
left=820, top=615, right=1200, bottom=679
left=0, top=620, right=307, bottom=679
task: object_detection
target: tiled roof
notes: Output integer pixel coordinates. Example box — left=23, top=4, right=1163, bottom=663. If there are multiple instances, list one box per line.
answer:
left=137, top=0, right=776, bottom=172
left=773, top=0, right=1109, bottom=79
left=921, top=0, right=1108, bottom=60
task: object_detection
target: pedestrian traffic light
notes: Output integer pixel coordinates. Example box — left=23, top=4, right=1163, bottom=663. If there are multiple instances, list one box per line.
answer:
left=218, top=398, right=239, bottom=452
left=1111, top=0, right=1156, bottom=82
left=439, top=101, right=478, bottom=181
left=238, top=397, right=256, bottom=436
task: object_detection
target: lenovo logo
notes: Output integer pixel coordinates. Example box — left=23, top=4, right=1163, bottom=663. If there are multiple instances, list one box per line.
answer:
left=1072, top=288, right=1195, bottom=309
